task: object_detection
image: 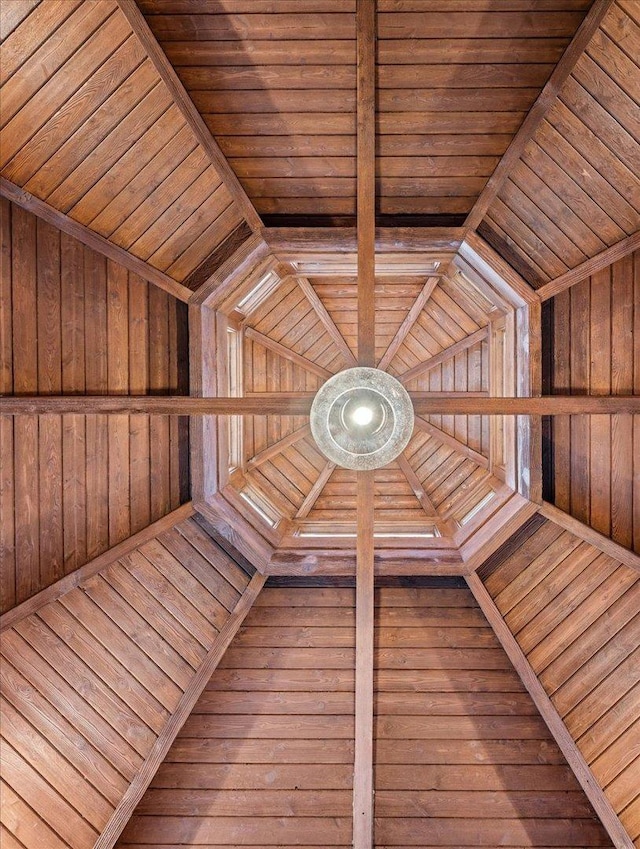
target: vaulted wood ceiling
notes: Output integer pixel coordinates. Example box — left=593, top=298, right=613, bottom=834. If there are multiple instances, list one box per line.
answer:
left=0, top=1, right=639, bottom=848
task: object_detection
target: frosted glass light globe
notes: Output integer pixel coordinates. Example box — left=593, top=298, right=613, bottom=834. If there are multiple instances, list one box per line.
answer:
left=352, top=405, right=374, bottom=426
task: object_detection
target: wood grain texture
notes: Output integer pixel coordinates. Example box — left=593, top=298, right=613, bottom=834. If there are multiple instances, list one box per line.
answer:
left=0, top=202, right=189, bottom=613
left=0, top=515, right=255, bottom=849
left=478, top=515, right=640, bottom=847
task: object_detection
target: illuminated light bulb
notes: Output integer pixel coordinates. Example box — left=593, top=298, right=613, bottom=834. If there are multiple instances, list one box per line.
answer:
left=352, top=405, right=374, bottom=426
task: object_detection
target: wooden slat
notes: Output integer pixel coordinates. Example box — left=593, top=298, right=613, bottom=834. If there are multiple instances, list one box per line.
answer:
left=93, top=571, right=265, bottom=849
left=377, top=276, right=439, bottom=370
left=115, top=0, right=261, bottom=232
left=244, top=326, right=333, bottom=380
left=414, top=415, right=489, bottom=468
left=465, top=0, right=616, bottom=231
left=297, top=277, right=358, bottom=368
left=395, top=452, right=438, bottom=518
left=466, top=571, right=634, bottom=849
left=538, top=232, right=640, bottom=301
left=400, top=326, right=489, bottom=384
left=0, top=178, right=191, bottom=300
left=295, top=461, right=337, bottom=520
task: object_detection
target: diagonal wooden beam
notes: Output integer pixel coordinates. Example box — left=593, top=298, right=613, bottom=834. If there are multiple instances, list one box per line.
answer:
left=94, top=571, right=266, bottom=849
left=295, top=460, right=336, bottom=519
left=377, top=276, right=439, bottom=371
left=247, top=424, right=311, bottom=470
left=0, top=177, right=191, bottom=301
left=354, top=468, right=375, bottom=848
left=466, top=571, right=634, bottom=849
left=356, top=0, right=376, bottom=368
left=538, top=231, right=640, bottom=301
left=539, top=502, right=640, bottom=573
left=116, top=0, right=262, bottom=232
left=395, top=451, right=438, bottom=518
left=414, top=415, right=490, bottom=469
left=297, top=276, right=358, bottom=368
left=464, top=0, right=615, bottom=232
left=4, top=394, right=640, bottom=416
left=399, top=326, right=489, bottom=385
left=244, top=327, right=334, bottom=381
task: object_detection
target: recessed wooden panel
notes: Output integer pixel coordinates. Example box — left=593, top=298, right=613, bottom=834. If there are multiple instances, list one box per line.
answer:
left=0, top=199, right=189, bottom=612
left=138, top=0, right=588, bottom=218
left=480, top=516, right=640, bottom=846
left=1, top=0, right=245, bottom=283
left=481, top=1, right=640, bottom=285
left=547, top=249, right=640, bottom=554
left=116, top=585, right=355, bottom=848
left=0, top=515, right=252, bottom=849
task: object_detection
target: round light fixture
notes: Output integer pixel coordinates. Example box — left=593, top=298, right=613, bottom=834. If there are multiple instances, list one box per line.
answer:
left=310, top=367, right=414, bottom=470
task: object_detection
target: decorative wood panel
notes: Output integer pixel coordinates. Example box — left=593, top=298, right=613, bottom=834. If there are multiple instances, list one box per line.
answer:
left=116, top=584, right=355, bottom=848
left=546, top=249, right=640, bottom=553
left=0, top=515, right=254, bottom=849
left=478, top=516, right=640, bottom=847
left=0, top=0, right=246, bottom=284
left=480, top=1, right=640, bottom=285
left=137, top=0, right=589, bottom=220
left=0, top=199, right=189, bottom=612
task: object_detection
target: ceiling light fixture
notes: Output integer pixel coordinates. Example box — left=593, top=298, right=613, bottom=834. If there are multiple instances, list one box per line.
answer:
left=310, top=367, right=414, bottom=470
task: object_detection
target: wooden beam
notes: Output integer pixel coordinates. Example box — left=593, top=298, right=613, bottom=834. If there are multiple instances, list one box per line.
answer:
left=0, top=504, right=195, bottom=632
left=395, top=452, right=438, bottom=517
left=116, top=0, right=262, bottom=233
left=464, top=0, right=615, bottom=232
left=265, top=553, right=466, bottom=577
left=244, top=327, right=334, bottom=381
left=297, top=277, right=358, bottom=367
left=537, top=232, right=640, bottom=301
left=247, top=424, right=311, bottom=470
left=460, top=231, right=539, bottom=306
left=539, top=502, right=640, bottom=574
left=353, top=469, right=374, bottom=848
left=466, top=571, right=634, bottom=849
left=377, top=276, right=439, bottom=370
left=0, top=394, right=315, bottom=416
left=410, top=395, right=640, bottom=415
left=399, top=327, right=489, bottom=385
left=94, top=571, right=266, bottom=849
left=460, top=494, right=538, bottom=573
left=0, top=178, right=192, bottom=302
left=262, top=226, right=465, bottom=255
left=5, top=394, right=639, bottom=416
left=295, top=460, right=336, bottom=519
left=414, top=415, right=489, bottom=468
left=356, top=0, right=376, bottom=368
left=191, top=233, right=271, bottom=307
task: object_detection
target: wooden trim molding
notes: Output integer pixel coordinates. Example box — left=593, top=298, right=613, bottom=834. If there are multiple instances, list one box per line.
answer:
left=0, top=504, right=195, bottom=632
left=537, top=232, right=640, bottom=301
left=539, top=502, right=640, bottom=573
left=466, top=571, right=635, bottom=849
left=116, top=0, right=262, bottom=233
left=94, top=571, right=266, bottom=849
left=464, top=0, right=616, bottom=232
left=0, top=178, right=192, bottom=302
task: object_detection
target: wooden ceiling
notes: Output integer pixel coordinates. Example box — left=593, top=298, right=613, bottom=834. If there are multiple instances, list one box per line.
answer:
left=1, top=1, right=639, bottom=848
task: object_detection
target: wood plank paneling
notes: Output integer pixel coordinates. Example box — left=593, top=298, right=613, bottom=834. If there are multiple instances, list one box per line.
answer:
left=481, top=1, right=640, bottom=285
left=546, top=249, right=640, bottom=554
left=138, top=0, right=588, bottom=219
left=0, top=200, right=189, bottom=612
left=479, top=516, right=640, bottom=847
left=0, top=515, right=254, bottom=849
left=1, top=0, right=246, bottom=283
left=117, top=585, right=355, bottom=848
